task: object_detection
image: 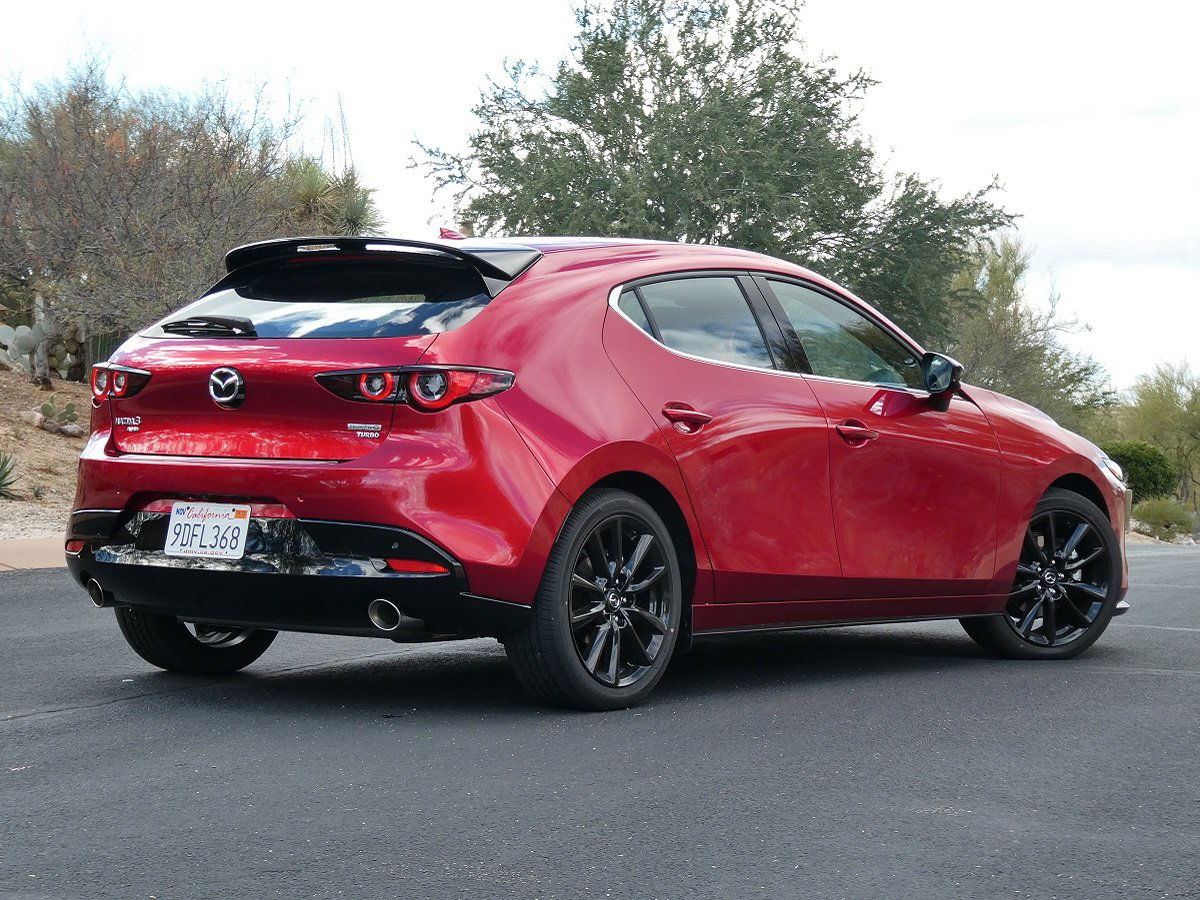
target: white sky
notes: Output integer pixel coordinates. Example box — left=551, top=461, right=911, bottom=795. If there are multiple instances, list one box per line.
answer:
left=3, top=0, right=1197, bottom=388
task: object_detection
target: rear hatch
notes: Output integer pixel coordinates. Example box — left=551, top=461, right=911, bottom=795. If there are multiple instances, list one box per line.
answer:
left=107, top=248, right=501, bottom=460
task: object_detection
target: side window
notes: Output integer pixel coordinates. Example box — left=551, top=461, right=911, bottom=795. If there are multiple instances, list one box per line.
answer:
left=636, top=277, right=775, bottom=370
left=617, top=289, right=654, bottom=335
left=768, top=280, right=922, bottom=389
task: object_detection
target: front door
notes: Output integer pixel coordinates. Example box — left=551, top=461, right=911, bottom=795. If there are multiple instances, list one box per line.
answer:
left=602, top=273, right=841, bottom=603
left=760, top=276, right=1002, bottom=597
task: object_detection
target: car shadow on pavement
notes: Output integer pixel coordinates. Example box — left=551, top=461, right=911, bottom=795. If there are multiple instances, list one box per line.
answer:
left=141, top=623, right=1029, bottom=717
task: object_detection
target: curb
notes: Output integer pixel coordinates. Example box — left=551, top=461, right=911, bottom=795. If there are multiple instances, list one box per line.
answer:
left=0, top=537, right=65, bottom=571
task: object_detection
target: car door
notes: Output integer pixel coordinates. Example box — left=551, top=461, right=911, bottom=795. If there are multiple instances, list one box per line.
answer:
left=602, top=272, right=841, bottom=603
left=757, top=276, right=1002, bottom=598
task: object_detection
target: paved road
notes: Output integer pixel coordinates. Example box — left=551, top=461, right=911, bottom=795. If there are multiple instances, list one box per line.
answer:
left=1, top=546, right=1197, bottom=899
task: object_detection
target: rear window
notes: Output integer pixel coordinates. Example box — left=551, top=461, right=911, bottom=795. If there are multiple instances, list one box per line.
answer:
left=147, top=257, right=491, bottom=339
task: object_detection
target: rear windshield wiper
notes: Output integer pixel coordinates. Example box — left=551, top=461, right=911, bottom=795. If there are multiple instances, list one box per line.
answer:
left=161, top=315, right=258, bottom=338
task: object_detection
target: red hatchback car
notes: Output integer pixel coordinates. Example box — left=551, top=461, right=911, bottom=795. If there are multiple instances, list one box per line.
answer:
left=68, top=236, right=1130, bottom=709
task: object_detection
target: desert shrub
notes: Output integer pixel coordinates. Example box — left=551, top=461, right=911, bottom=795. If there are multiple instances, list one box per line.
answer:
left=1101, top=440, right=1176, bottom=500
left=1132, top=497, right=1195, bottom=541
left=0, top=451, right=17, bottom=499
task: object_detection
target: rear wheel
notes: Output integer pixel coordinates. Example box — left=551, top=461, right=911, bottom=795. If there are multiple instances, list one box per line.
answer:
left=505, top=489, right=682, bottom=710
left=961, top=488, right=1121, bottom=659
left=115, top=607, right=276, bottom=675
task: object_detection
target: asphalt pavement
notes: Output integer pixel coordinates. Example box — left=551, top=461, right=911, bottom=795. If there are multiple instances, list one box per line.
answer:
left=2, top=545, right=1197, bottom=898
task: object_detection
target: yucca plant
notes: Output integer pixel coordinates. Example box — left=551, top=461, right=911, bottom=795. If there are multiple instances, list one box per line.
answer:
left=0, top=452, right=18, bottom=499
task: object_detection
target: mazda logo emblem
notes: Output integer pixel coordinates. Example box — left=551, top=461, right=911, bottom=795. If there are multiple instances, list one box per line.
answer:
left=208, top=367, right=245, bottom=408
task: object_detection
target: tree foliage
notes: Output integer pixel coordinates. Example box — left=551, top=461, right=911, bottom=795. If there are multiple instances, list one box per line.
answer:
left=1122, top=362, right=1200, bottom=505
left=1100, top=440, right=1176, bottom=500
left=417, top=0, right=1011, bottom=344
left=947, top=236, right=1114, bottom=434
left=0, top=60, right=380, bottom=382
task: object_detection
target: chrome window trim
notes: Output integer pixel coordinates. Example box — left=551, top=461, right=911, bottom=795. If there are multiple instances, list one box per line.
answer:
left=607, top=281, right=941, bottom=400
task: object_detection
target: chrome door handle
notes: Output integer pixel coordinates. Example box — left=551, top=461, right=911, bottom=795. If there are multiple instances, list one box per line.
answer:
left=835, top=420, right=879, bottom=444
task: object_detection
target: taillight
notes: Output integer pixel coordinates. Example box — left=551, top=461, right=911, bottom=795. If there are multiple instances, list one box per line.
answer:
left=357, top=371, right=395, bottom=401
left=91, top=364, right=150, bottom=400
left=404, top=367, right=514, bottom=412
left=316, top=366, right=514, bottom=410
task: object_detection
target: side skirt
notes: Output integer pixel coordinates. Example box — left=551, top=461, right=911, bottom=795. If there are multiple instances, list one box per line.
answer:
left=692, top=594, right=1007, bottom=634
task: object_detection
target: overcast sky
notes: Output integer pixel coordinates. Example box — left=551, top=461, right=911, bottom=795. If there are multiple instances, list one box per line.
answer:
left=3, top=0, right=1196, bottom=388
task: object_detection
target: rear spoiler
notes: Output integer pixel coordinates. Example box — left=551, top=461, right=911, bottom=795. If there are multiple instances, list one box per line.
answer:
left=223, top=236, right=542, bottom=297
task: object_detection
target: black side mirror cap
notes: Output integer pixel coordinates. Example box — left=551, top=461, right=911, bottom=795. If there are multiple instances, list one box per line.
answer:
left=921, top=352, right=964, bottom=411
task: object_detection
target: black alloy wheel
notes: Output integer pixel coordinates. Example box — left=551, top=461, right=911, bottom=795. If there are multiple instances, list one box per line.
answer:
left=568, top=512, right=673, bottom=688
left=961, top=488, right=1122, bottom=660
left=505, top=489, right=682, bottom=710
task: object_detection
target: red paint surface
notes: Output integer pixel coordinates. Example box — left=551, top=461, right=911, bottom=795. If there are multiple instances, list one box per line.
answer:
left=74, top=239, right=1128, bottom=624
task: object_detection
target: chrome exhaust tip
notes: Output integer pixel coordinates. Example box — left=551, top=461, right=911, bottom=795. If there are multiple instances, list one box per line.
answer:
left=367, top=598, right=402, bottom=632
left=86, top=578, right=110, bottom=608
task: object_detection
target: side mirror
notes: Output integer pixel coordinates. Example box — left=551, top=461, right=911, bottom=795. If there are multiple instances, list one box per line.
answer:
left=921, top=352, right=964, bottom=411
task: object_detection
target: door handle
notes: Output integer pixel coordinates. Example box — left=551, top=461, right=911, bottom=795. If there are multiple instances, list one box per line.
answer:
left=835, top=420, right=879, bottom=444
left=662, top=403, right=713, bottom=432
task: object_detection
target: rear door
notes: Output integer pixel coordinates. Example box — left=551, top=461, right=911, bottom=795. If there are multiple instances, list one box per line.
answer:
left=603, top=272, right=841, bottom=603
left=758, top=276, right=1002, bottom=596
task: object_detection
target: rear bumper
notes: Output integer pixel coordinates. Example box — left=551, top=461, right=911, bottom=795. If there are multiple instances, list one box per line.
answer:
left=65, top=510, right=528, bottom=638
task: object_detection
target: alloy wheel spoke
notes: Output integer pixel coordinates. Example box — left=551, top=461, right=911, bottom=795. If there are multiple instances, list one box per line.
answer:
left=622, top=533, right=655, bottom=583
left=1017, top=598, right=1044, bottom=637
left=1064, top=547, right=1104, bottom=572
left=606, top=624, right=622, bottom=684
left=1010, top=581, right=1039, bottom=600
left=572, top=602, right=607, bottom=630
left=1042, top=595, right=1057, bottom=645
left=1061, top=522, right=1091, bottom=560
left=571, top=573, right=604, bottom=594
left=626, top=605, right=667, bottom=636
left=611, top=517, right=625, bottom=574
left=584, top=622, right=613, bottom=674
left=623, top=622, right=655, bottom=666
left=1046, top=513, right=1058, bottom=557
left=1064, top=581, right=1107, bottom=602
left=1059, top=598, right=1095, bottom=627
left=1025, top=528, right=1049, bottom=565
left=586, top=532, right=610, bottom=581
left=628, top=565, right=666, bottom=594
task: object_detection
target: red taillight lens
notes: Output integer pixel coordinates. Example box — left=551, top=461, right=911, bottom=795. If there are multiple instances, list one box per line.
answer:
left=316, top=366, right=513, bottom=408
left=404, top=368, right=514, bottom=412
left=92, top=364, right=150, bottom=400
left=357, top=371, right=395, bottom=401
left=383, top=558, right=450, bottom=574
left=91, top=366, right=110, bottom=399
left=65, top=539, right=85, bottom=554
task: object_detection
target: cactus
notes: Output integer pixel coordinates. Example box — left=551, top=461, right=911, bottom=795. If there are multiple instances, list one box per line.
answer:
left=40, top=400, right=78, bottom=426
left=0, top=452, right=17, bottom=500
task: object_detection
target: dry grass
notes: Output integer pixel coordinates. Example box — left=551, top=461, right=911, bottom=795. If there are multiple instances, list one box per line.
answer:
left=0, top=367, right=90, bottom=539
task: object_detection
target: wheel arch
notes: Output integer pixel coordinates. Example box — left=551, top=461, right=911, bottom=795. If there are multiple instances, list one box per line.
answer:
left=1046, top=472, right=1112, bottom=525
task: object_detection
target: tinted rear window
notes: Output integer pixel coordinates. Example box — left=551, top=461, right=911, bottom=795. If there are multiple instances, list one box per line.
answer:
left=147, top=258, right=491, bottom=339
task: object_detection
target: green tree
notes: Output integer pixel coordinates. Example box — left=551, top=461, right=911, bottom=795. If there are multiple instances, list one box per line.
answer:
left=417, top=0, right=1010, bottom=344
left=0, top=60, right=381, bottom=383
left=1123, top=363, right=1200, bottom=505
left=1100, top=440, right=1176, bottom=500
left=947, top=236, right=1114, bottom=434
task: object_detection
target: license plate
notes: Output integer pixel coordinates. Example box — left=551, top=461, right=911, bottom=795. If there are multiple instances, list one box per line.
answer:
left=164, top=502, right=251, bottom=560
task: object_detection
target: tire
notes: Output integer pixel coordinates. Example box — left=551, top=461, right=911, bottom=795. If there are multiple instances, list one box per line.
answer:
left=961, top=487, right=1122, bottom=660
left=505, top=489, right=683, bottom=710
left=115, top=607, right=276, bottom=675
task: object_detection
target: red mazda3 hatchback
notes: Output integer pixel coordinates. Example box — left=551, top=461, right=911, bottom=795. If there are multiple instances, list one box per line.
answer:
left=68, top=236, right=1130, bottom=709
